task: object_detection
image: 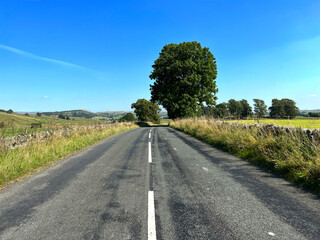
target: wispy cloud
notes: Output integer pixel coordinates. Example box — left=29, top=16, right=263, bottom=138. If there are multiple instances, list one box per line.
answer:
left=309, top=94, right=317, bottom=97
left=0, top=43, right=93, bottom=72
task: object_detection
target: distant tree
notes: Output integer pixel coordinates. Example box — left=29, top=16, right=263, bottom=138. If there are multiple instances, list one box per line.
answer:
left=58, top=114, right=65, bottom=119
left=282, top=98, right=299, bottom=119
left=6, top=109, right=13, bottom=114
left=201, top=106, right=215, bottom=117
left=120, top=113, right=135, bottom=122
left=239, top=99, right=252, bottom=119
left=215, top=103, right=229, bottom=118
left=150, top=41, right=218, bottom=119
left=227, top=99, right=243, bottom=119
left=131, top=99, right=160, bottom=123
left=66, top=116, right=70, bottom=120
left=269, top=99, right=285, bottom=118
left=0, top=109, right=6, bottom=112
left=25, top=113, right=30, bottom=116
left=308, top=112, right=320, bottom=118
left=253, top=99, right=267, bottom=123
left=269, top=98, right=299, bottom=119
left=36, top=112, right=42, bottom=117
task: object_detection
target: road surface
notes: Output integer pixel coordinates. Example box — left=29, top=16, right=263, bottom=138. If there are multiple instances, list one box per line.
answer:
left=0, top=127, right=320, bottom=239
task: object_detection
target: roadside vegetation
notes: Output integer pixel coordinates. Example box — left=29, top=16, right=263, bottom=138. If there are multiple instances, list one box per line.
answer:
left=170, top=118, right=320, bottom=193
left=0, top=122, right=138, bottom=188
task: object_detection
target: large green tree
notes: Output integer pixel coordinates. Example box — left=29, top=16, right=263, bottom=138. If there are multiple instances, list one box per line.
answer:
left=131, top=99, right=160, bottom=123
left=150, top=41, right=218, bottom=119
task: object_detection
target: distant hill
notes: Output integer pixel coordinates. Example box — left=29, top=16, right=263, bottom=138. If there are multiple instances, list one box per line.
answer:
left=42, top=110, right=97, bottom=119
left=39, top=109, right=168, bottom=119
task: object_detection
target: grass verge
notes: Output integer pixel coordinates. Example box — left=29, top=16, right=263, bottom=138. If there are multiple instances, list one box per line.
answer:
left=0, top=122, right=138, bottom=188
left=170, top=118, right=320, bottom=193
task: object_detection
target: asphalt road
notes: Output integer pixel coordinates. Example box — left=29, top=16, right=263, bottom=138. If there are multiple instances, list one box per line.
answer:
left=0, top=126, right=320, bottom=240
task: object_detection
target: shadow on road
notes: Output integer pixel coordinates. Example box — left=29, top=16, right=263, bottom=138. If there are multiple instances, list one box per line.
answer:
left=136, top=122, right=169, bottom=127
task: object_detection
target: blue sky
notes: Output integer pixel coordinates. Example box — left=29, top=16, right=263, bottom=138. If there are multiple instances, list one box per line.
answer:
left=0, top=0, right=319, bottom=112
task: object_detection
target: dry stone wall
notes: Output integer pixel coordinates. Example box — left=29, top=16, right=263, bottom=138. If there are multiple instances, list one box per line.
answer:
left=202, top=119, right=320, bottom=143
left=0, top=124, right=118, bottom=149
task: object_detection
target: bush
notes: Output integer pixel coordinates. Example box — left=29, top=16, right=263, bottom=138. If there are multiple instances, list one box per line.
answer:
left=58, top=114, right=65, bottom=119
left=31, top=122, right=42, bottom=128
left=0, top=122, right=4, bottom=128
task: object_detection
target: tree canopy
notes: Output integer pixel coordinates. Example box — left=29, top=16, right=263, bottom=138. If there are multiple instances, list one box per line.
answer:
left=150, top=41, right=218, bottom=119
left=253, top=99, right=267, bottom=122
left=269, top=98, right=299, bottom=119
left=227, top=99, right=243, bottom=119
left=131, top=99, right=160, bottom=123
left=239, top=99, right=252, bottom=119
left=119, top=113, right=135, bottom=122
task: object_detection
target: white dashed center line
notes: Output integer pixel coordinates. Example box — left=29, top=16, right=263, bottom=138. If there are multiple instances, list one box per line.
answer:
left=148, top=142, right=152, bottom=163
left=268, top=232, right=275, bottom=237
left=148, top=128, right=157, bottom=240
left=148, top=191, right=157, bottom=240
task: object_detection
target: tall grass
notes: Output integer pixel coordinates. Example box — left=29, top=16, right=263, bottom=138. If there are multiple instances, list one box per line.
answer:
left=170, top=118, right=320, bottom=193
left=0, top=122, right=138, bottom=187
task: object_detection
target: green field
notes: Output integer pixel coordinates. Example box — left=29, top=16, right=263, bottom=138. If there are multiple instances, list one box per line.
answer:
left=0, top=112, right=108, bottom=137
left=227, top=118, right=320, bottom=129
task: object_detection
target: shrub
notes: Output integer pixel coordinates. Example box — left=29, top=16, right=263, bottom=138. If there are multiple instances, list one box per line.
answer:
left=31, top=122, right=42, bottom=128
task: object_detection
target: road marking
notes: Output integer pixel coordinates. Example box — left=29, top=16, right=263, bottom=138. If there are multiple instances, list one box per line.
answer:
left=268, top=232, right=275, bottom=236
left=148, top=128, right=156, bottom=239
left=148, top=191, right=157, bottom=240
left=148, top=142, right=152, bottom=163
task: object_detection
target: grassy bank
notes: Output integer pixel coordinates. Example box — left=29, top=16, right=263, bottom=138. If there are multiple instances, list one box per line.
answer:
left=170, top=118, right=320, bottom=193
left=0, top=122, right=138, bottom=188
